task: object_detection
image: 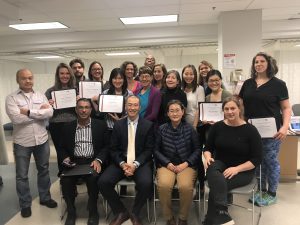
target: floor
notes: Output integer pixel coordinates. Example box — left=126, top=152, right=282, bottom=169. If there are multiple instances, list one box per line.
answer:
left=1, top=136, right=300, bottom=225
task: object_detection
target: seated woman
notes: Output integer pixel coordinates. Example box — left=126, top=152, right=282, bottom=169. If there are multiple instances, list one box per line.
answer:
left=134, top=66, right=161, bottom=123
left=154, top=100, right=201, bottom=225
left=203, top=97, right=262, bottom=225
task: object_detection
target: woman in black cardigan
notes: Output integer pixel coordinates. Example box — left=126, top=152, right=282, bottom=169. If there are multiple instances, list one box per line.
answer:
left=154, top=99, right=202, bottom=225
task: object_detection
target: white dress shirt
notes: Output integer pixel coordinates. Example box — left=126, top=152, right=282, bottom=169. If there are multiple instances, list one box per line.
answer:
left=5, top=89, right=53, bottom=147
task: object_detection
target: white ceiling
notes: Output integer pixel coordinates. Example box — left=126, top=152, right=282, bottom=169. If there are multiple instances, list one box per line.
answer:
left=0, top=0, right=300, bottom=62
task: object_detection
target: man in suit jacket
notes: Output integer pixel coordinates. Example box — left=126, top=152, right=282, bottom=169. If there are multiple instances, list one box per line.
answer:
left=99, top=95, right=154, bottom=225
left=59, top=98, right=109, bottom=225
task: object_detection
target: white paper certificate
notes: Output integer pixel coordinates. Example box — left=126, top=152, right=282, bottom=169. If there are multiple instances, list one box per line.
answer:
left=199, top=102, right=224, bottom=122
left=249, top=117, right=277, bottom=138
left=79, top=81, right=102, bottom=98
left=98, top=95, right=123, bottom=113
left=51, top=89, right=77, bottom=109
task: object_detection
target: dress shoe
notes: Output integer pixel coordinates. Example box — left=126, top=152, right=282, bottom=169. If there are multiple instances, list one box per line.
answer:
left=40, top=199, right=58, bottom=208
left=109, top=211, right=130, bottom=225
left=130, top=213, right=143, bottom=225
left=65, top=213, right=76, bottom=225
left=21, top=207, right=32, bottom=218
left=166, top=217, right=176, bottom=225
left=178, top=218, right=188, bottom=225
left=87, top=212, right=99, bottom=225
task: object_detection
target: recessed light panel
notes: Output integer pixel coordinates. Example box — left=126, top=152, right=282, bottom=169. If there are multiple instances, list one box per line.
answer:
left=9, top=22, right=68, bottom=31
left=120, top=15, right=178, bottom=25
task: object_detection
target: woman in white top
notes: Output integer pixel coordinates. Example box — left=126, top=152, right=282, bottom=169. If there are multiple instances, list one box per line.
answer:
left=181, top=64, right=206, bottom=197
left=181, top=64, right=205, bottom=128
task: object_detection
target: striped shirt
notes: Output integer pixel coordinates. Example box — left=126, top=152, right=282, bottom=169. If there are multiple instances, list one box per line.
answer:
left=74, top=119, right=93, bottom=158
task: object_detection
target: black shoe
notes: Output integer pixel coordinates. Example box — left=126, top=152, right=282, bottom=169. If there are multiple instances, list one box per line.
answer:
left=40, top=199, right=58, bottom=208
left=87, top=212, right=99, bottom=225
left=21, top=207, right=32, bottom=218
left=212, top=210, right=234, bottom=225
left=65, top=213, right=76, bottom=225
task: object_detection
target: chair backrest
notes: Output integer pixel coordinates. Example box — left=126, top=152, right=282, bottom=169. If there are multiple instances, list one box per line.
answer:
left=292, top=104, right=300, bottom=116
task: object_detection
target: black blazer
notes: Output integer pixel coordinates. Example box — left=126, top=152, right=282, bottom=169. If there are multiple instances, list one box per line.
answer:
left=110, top=117, right=154, bottom=166
left=59, top=119, right=109, bottom=166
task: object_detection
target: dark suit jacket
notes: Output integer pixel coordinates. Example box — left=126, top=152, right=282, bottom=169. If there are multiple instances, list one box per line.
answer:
left=59, top=119, right=109, bottom=166
left=110, top=117, right=154, bottom=166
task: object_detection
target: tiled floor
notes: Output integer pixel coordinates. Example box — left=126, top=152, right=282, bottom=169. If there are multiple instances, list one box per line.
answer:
left=1, top=138, right=300, bottom=225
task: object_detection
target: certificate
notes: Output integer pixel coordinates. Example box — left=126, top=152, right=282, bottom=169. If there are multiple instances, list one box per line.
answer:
left=79, top=81, right=102, bottom=98
left=249, top=117, right=277, bottom=138
left=51, top=89, right=76, bottom=109
left=199, top=102, right=224, bottom=122
left=98, top=95, right=123, bottom=113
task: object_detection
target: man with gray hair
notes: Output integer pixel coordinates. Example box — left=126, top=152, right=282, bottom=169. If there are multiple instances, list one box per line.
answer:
left=5, top=69, right=57, bottom=218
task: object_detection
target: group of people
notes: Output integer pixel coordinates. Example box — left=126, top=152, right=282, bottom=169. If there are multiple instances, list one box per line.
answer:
left=5, top=51, right=291, bottom=225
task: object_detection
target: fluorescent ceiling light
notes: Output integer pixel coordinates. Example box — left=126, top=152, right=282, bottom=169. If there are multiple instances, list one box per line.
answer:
left=120, top=15, right=178, bottom=25
left=105, top=52, right=140, bottom=56
left=9, top=22, right=67, bottom=31
left=35, top=56, right=62, bottom=59
left=295, top=44, right=300, bottom=47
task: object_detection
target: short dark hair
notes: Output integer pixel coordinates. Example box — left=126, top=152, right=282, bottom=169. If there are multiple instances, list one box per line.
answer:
left=69, top=58, right=85, bottom=68
left=76, top=98, right=92, bottom=107
left=206, top=69, right=222, bottom=83
left=139, top=66, right=153, bottom=76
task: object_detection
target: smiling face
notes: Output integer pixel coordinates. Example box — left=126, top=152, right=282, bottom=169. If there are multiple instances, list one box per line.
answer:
left=254, top=55, right=268, bottom=75
left=167, top=103, right=184, bottom=124
left=112, top=74, right=124, bottom=90
left=59, top=67, right=71, bottom=86
left=125, top=96, right=140, bottom=121
left=183, top=67, right=195, bottom=84
left=76, top=100, right=92, bottom=121
left=207, top=74, right=222, bottom=92
left=153, top=65, right=164, bottom=82
left=199, top=63, right=211, bottom=78
left=166, top=72, right=179, bottom=89
left=125, top=64, right=134, bottom=79
left=139, top=73, right=152, bottom=89
left=223, top=100, right=241, bottom=122
left=91, top=63, right=103, bottom=81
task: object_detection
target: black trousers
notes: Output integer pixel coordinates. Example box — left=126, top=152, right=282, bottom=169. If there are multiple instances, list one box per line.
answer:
left=49, top=122, right=67, bottom=172
left=98, top=161, right=153, bottom=216
left=61, top=171, right=100, bottom=214
left=206, top=160, right=254, bottom=218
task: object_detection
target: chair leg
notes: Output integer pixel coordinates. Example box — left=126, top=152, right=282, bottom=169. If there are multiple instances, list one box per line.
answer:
left=147, top=199, right=151, bottom=222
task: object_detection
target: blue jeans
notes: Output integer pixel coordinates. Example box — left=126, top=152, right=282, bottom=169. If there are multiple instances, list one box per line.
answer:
left=13, top=141, right=52, bottom=209
left=259, top=138, right=281, bottom=193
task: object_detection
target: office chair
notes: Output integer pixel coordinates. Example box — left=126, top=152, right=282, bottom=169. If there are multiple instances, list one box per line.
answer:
left=292, top=104, right=300, bottom=116
left=104, top=178, right=151, bottom=222
left=203, top=166, right=262, bottom=225
left=152, top=179, right=201, bottom=224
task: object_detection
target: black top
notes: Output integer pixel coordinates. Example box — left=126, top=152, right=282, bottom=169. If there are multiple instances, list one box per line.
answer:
left=204, top=121, right=262, bottom=167
left=158, top=88, right=187, bottom=125
left=239, top=77, right=289, bottom=130
left=154, top=122, right=201, bottom=168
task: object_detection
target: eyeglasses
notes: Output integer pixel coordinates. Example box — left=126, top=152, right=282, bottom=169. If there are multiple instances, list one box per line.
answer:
left=208, top=79, right=221, bottom=83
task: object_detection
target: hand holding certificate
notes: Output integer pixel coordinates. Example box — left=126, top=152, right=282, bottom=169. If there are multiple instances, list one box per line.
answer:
left=79, top=81, right=102, bottom=99
left=249, top=117, right=277, bottom=138
left=98, top=95, right=123, bottom=113
left=199, top=102, right=224, bottom=122
left=51, top=89, right=77, bottom=109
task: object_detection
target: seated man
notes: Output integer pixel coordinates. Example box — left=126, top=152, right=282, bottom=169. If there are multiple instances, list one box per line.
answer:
left=59, top=98, right=109, bottom=225
left=98, top=95, right=154, bottom=225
